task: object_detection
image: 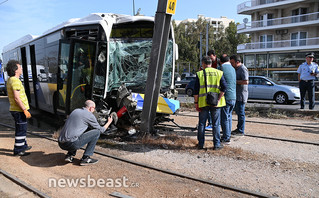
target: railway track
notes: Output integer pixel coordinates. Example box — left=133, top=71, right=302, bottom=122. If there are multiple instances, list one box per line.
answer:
left=0, top=169, right=50, bottom=198
left=171, top=113, right=319, bottom=146
left=175, top=112, right=319, bottom=129
left=157, top=123, right=319, bottom=146
left=0, top=122, right=274, bottom=198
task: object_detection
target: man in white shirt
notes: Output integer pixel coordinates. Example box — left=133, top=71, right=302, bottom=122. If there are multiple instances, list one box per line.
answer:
left=297, top=52, right=319, bottom=110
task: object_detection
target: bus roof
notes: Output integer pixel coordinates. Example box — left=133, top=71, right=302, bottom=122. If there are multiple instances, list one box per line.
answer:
left=2, top=34, right=38, bottom=54
left=2, top=13, right=154, bottom=54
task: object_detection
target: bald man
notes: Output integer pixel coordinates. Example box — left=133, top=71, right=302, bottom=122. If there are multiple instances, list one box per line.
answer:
left=58, top=100, right=113, bottom=165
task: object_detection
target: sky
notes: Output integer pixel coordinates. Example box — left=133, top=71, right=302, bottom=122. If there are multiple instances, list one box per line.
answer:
left=0, top=0, right=250, bottom=59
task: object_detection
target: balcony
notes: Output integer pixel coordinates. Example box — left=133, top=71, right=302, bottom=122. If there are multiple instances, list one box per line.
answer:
left=238, top=0, right=306, bottom=14
left=237, top=37, right=319, bottom=53
left=237, top=12, right=319, bottom=33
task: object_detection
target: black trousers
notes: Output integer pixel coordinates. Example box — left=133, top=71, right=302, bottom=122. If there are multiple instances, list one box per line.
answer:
left=299, top=80, right=315, bottom=109
left=10, top=111, right=29, bottom=154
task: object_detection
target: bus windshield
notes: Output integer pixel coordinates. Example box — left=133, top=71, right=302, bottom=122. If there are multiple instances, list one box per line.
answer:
left=108, top=39, right=173, bottom=92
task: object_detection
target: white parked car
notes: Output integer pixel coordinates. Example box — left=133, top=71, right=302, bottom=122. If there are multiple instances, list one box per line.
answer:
left=248, top=76, right=300, bottom=104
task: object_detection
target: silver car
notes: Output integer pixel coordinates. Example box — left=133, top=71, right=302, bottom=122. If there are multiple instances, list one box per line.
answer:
left=248, top=76, right=300, bottom=104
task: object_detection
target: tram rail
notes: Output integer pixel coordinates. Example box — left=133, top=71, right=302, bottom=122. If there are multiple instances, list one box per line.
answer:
left=171, top=112, right=319, bottom=146
left=174, top=112, right=319, bottom=129
left=157, top=123, right=319, bottom=146
left=0, top=122, right=274, bottom=198
left=0, top=169, right=50, bottom=198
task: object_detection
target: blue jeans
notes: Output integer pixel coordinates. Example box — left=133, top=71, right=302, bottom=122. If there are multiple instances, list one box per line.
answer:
left=59, top=129, right=100, bottom=157
left=299, top=80, right=315, bottom=109
left=10, top=111, right=29, bottom=154
left=198, top=106, right=221, bottom=148
left=235, top=101, right=246, bottom=134
left=221, top=100, right=236, bottom=140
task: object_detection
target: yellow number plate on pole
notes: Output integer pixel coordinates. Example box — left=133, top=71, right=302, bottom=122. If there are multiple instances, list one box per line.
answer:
left=166, top=0, right=177, bottom=15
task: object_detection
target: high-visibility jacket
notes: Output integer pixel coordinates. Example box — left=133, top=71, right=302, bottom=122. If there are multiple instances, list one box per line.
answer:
left=196, top=67, right=226, bottom=108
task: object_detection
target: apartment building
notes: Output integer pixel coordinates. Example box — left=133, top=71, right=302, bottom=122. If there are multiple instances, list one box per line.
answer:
left=237, top=0, right=319, bottom=85
left=175, top=15, right=234, bottom=34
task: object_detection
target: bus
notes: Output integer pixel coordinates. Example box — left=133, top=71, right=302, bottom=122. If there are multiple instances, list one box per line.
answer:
left=2, top=13, right=179, bottom=126
left=0, top=60, right=6, bottom=95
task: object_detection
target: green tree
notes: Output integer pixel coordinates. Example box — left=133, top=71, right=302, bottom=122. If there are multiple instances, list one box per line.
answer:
left=173, top=18, right=217, bottom=70
left=225, top=22, right=249, bottom=55
left=174, top=20, right=249, bottom=64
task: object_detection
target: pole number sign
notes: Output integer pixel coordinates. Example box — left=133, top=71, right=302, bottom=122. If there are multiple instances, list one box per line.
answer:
left=166, top=0, right=176, bottom=15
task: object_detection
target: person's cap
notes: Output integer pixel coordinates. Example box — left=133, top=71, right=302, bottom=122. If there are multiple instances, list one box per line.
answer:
left=306, top=52, right=314, bottom=58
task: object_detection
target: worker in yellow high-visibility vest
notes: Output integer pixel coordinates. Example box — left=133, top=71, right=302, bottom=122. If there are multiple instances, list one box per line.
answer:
left=193, top=56, right=227, bottom=150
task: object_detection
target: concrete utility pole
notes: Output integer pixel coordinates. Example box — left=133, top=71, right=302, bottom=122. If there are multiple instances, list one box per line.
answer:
left=140, top=0, right=176, bottom=134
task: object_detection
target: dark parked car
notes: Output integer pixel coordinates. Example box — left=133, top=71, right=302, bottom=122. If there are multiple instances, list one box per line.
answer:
left=248, top=76, right=300, bottom=104
left=185, top=79, right=196, bottom=96
left=175, top=76, right=196, bottom=88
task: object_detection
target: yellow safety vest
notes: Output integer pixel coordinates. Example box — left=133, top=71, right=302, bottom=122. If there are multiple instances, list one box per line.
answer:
left=196, top=67, right=226, bottom=108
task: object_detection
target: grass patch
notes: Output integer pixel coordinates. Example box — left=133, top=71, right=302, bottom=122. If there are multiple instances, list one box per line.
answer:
left=246, top=105, right=318, bottom=120
left=140, top=134, right=197, bottom=150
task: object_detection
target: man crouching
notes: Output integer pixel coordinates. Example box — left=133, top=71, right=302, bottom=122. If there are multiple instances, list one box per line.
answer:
left=58, top=100, right=112, bottom=166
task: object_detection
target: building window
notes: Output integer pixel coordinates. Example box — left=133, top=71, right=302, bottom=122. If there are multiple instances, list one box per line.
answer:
left=269, top=53, right=295, bottom=68
left=259, top=14, right=273, bottom=27
left=260, top=35, right=273, bottom=48
left=291, top=8, right=308, bottom=23
left=269, top=52, right=307, bottom=82
left=244, top=55, right=255, bottom=69
left=259, top=0, right=275, bottom=5
left=256, top=54, right=267, bottom=68
left=291, top=32, right=307, bottom=46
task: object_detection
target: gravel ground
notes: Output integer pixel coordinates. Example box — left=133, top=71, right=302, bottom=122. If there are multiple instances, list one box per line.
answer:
left=98, top=109, right=319, bottom=198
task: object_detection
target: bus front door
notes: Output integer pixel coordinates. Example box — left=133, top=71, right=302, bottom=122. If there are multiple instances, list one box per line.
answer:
left=56, top=41, right=71, bottom=114
left=57, top=39, right=96, bottom=115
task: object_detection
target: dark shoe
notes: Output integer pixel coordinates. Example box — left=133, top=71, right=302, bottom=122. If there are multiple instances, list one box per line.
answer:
left=80, top=157, right=98, bottom=166
left=213, top=145, right=224, bottom=150
left=14, top=151, right=31, bottom=156
left=195, top=144, right=206, bottom=150
left=232, top=129, right=244, bottom=136
left=25, top=146, right=32, bottom=151
left=65, top=155, right=74, bottom=163
left=231, top=129, right=240, bottom=134
left=221, top=139, right=231, bottom=145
